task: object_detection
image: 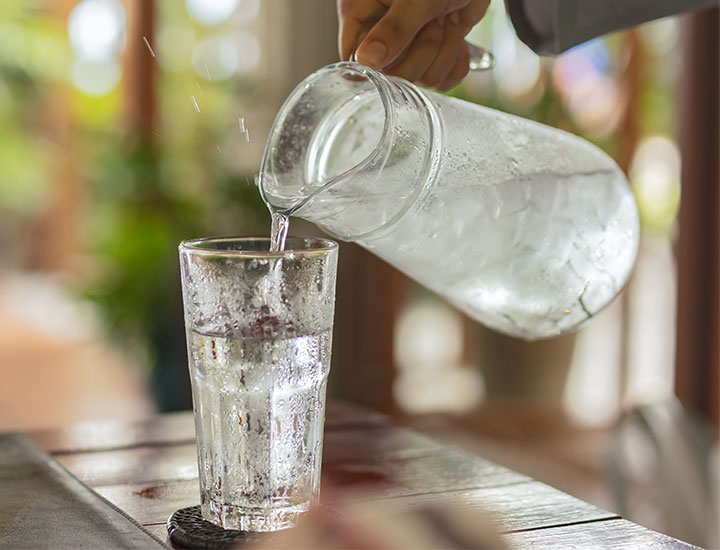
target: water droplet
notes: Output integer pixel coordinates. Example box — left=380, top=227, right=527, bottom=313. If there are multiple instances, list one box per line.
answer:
left=142, top=36, right=156, bottom=57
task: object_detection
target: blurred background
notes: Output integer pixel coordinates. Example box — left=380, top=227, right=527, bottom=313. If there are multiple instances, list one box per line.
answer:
left=0, top=0, right=716, bottom=546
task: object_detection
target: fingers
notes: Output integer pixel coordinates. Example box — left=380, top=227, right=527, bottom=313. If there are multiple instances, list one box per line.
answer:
left=417, top=17, right=467, bottom=89
left=337, top=12, right=358, bottom=60
left=436, top=42, right=470, bottom=91
left=382, top=17, right=445, bottom=83
left=337, top=0, right=385, bottom=61
left=384, top=15, right=470, bottom=91
left=338, top=0, right=488, bottom=90
left=356, top=0, right=452, bottom=69
left=457, top=0, right=491, bottom=31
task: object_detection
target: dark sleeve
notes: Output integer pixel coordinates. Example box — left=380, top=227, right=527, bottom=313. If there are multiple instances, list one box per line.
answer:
left=505, top=0, right=720, bottom=55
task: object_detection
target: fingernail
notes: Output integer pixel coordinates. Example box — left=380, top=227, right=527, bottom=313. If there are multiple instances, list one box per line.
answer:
left=357, top=41, right=387, bottom=68
left=449, top=11, right=460, bottom=25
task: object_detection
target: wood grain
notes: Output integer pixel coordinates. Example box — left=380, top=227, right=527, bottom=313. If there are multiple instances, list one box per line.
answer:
left=29, top=408, right=700, bottom=549
left=503, top=518, right=702, bottom=549
left=90, top=449, right=528, bottom=527
left=142, top=523, right=171, bottom=546
left=322, top=451, right=529, bottom=498
left=95, top=479, right=197, bottom=526
left=30, top=412, right=196, bottom=455
left=56, top=443, right=198, bottom=487
left=55, top=424, right=447, bottom=487
left=94, top=478, right=617, bottom=535
left=370, top=481, right=620, bottom=534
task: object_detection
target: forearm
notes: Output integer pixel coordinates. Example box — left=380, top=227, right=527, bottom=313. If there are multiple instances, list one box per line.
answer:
left=506, top=0, right=719, bottom=55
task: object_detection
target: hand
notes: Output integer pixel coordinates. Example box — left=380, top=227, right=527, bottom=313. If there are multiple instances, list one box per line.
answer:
left=337, top=0, right=490, bottom=91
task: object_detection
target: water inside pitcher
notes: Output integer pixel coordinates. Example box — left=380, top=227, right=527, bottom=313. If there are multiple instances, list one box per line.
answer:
left=259, top=62, right=639, bottom=340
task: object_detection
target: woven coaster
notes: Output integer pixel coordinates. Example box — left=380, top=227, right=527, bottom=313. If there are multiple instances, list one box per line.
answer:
left=167, top=506, right=277, bottom=549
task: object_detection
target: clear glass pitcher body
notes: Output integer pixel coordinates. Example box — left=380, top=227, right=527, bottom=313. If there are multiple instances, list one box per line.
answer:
left=259, top=62, right=639, bottom=339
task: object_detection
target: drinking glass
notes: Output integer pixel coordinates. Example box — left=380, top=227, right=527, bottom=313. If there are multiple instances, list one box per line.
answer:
left=179, top=236, right=338, bottom=531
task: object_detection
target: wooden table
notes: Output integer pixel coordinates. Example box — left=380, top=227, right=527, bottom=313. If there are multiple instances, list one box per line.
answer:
left=27, top=403, right=699, bottom=549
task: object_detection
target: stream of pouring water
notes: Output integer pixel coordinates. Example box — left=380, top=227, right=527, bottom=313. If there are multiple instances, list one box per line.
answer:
left=259, top=171, right=290, bottom=252
left=270, top=211, right=290, bottom=252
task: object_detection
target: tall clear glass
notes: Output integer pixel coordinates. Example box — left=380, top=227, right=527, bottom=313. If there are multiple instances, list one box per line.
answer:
left=179, top=236, right=339, bottom=531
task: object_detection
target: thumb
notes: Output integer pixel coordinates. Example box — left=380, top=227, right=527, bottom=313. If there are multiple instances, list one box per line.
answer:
left=355, top=1, right=445, bottom=69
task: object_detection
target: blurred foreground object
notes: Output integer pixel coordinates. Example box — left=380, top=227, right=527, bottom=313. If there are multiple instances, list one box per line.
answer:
left=248, top=492, right=505, bottom=550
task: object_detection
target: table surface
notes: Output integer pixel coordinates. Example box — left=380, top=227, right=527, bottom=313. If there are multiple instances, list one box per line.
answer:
left=28, top=403, right=699, bottom=549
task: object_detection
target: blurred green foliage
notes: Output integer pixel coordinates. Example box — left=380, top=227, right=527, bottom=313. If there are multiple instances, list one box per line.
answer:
left=0, top=2, right=68, bottom=214
left=78, top=93, right=267, bottom=408
left=0, top=0, right=271, bottom=409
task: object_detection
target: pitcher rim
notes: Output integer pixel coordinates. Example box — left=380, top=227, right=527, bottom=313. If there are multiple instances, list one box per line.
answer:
left=258, top=61, right=395, bottom=218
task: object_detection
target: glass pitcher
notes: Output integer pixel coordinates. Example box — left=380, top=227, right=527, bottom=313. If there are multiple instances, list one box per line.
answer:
left=259, top=62, right=639, bottom=340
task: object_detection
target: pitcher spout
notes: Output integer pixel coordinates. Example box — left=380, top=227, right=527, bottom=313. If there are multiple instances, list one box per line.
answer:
left=259, top=62, right=442, bottom=241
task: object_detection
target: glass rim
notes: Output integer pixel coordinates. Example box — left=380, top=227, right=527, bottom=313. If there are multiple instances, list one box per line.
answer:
left=178, top=235, right=338, bottom=258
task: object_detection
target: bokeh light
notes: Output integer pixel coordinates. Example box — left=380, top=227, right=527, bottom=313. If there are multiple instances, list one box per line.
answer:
left=233, top=30, right=261, bottom=73
left=191, top=31, right=259, bottom=80
left=630, top=135, right=681, bottom=231
left=491, top=13, right=542, bottom=102
left=67, top=0, right=125, bottom=96
left=71, top=58, right=121, bottom=96
left=230, top=0, right=260, bottom=25
left=553, top=41, right=621, bottom=136
left=157, top=25, right=196, bottom=72
left=67, top=0, right=126, bottom=61
left=639, top=18, right=680, bottom=57
left=394, top=301, right=463, bottom=368
left=186, top=0, right=240, bottom=26
left=393, top=301, right=483, bottom=414
left=191, top=35, right=237, bottom=81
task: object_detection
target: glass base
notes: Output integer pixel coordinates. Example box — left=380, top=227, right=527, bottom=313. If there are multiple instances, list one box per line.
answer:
left=201, top=499, right=309, bottom=532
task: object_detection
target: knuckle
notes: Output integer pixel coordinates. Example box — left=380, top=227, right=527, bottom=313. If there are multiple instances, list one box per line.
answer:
left=420, top=74, right=441, bottom=89
left=423, top=69, right=446, bottom=88
left=417, top=21, right=444, bottom=45
left=378, top=13, right=409, bottom=40
left=440, top=60, right=469, bottom=90
left=388, top=56, right=424, bottom=82
left=421, top=60, right=449, bottom=85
